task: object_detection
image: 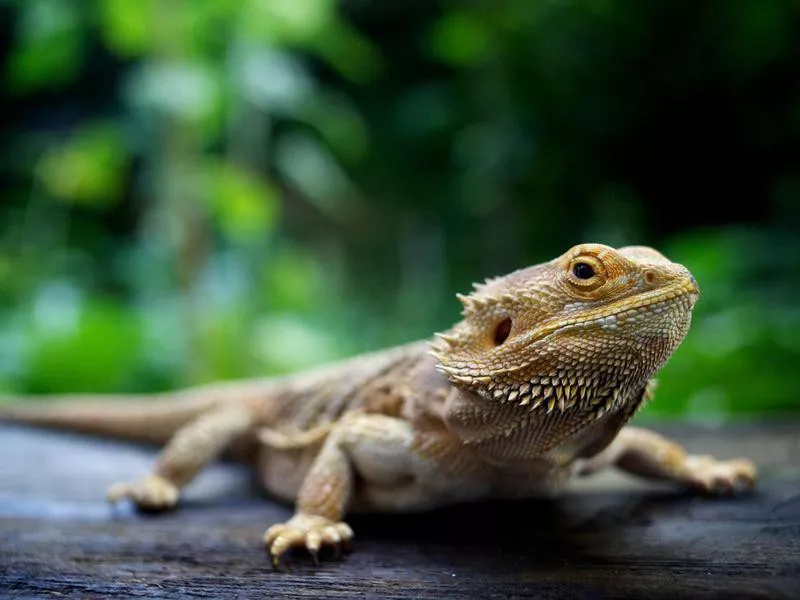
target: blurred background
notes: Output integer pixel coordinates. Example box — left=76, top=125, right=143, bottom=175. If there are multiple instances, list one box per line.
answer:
left=0, top=0, right=798, bottom=420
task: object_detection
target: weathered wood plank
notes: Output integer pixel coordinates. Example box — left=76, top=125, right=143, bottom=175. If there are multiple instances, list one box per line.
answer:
left=1, top=424, right=798, bottom=599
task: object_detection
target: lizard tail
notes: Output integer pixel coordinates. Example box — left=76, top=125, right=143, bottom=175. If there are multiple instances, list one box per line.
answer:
left=0, top=392, right=220, bottom=445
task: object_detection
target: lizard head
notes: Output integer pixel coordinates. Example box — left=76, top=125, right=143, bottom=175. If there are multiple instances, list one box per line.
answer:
left=432, top=243, right=699, bottom=418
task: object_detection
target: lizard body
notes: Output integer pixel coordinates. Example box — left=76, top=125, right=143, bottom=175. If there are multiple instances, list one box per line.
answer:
left=0, top=243, right=756, bottom=566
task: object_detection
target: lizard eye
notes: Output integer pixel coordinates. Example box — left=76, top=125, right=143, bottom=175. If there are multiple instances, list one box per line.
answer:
left=572, top=262, right=595, bottom=279
left=567, top=255, right=606, bottom=291
left=493, top=318, right=512, bottom=345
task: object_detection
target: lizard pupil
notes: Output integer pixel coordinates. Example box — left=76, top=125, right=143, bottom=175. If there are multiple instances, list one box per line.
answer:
left=573, top=262, right=595, bottom=280
left=494, top=318, right=512, bottom=345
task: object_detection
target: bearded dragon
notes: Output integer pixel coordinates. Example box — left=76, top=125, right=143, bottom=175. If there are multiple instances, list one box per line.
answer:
left=0, top=244, right=756, bottom=567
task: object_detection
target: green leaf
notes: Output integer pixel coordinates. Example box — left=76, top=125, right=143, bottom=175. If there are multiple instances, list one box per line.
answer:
left=305, top=92, right=369, bottom=164
left=430, top=11, right=493, bottom=66
left=241, top=0, right=333, bottom=45
left=193, top=307, right=255, bottom=382
left=25, top=293, right=142, bottom=394
left=36, top=124, right=128, bottom=207
left=5, top=0, right=83, bottom=93
left=312, top=21, right=383, bottom=84
left=96, top=0, right=152, bottom=57
left=202, top=161, right=281, bottom=243
left=265, top=247, right=323, bottom=312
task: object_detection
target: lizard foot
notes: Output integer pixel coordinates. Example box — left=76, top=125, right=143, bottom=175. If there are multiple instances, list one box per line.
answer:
left=683, top=455, right=757, bottom=495
left=107, top=474, right=180, bottom=512
left=264, top=513, right=353, bottom=568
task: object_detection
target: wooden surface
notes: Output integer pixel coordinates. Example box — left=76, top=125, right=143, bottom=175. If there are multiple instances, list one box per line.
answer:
left=1, top=423, right=798, bottom=599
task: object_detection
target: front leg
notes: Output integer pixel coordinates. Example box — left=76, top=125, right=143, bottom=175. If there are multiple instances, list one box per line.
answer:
left=263, top=412, right=485, bottom=566
left=263, top=413, right=408, bottom=567
left=577, top=426, right=756, bottom=494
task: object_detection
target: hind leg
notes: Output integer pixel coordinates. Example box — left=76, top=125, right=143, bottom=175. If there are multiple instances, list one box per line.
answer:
left=107, top=406, right=252, bottom=511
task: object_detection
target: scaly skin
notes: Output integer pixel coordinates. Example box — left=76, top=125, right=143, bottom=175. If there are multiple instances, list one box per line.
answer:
left=0, top=244, right=756, bottom=567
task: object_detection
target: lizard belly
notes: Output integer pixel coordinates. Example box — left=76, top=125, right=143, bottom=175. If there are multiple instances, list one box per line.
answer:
left=350, top=446, right=491, bottom=513
left=344, top=416, right=492, bottom=512
left=254, top=415, right=491, bottom=511
left=256, top=444, right=320, bottom=504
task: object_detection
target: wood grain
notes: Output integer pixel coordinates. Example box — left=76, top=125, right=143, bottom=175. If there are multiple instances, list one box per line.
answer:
left=1, top=423, right=798, bottom=599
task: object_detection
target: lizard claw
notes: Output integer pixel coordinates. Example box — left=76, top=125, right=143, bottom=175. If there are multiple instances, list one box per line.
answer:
left=684, top=455, right=757, bottom=496
left=106, top=474, right=180, bottom=512
left=264, top=513, right=353, bottom=568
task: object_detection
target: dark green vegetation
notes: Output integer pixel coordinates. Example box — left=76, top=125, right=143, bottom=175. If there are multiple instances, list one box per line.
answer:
left=1, top=1, right=798, bottom=417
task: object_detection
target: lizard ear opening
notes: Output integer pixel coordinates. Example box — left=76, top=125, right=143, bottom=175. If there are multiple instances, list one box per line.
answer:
left=493, top=318, right=512, bottom=346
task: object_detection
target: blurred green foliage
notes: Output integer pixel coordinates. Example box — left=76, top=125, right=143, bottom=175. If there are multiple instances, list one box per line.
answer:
left=0, top=0, right=798, bottom=419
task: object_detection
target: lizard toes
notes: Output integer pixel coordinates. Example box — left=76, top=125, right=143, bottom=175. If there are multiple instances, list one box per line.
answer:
left=106, top=475, right=179, bottom=512
left=722, top=458, right=757, bottom=493
left=264, top=513, right=354, bottom=568
left=266, top=528, right=307, bottom=568
left=685, top=456, right=757, bottom=496
left=320, top=526, right=342, bottom=558
left=328, top=522, right=354, bottom=551
left=263, top=523, right=289, bottom=546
